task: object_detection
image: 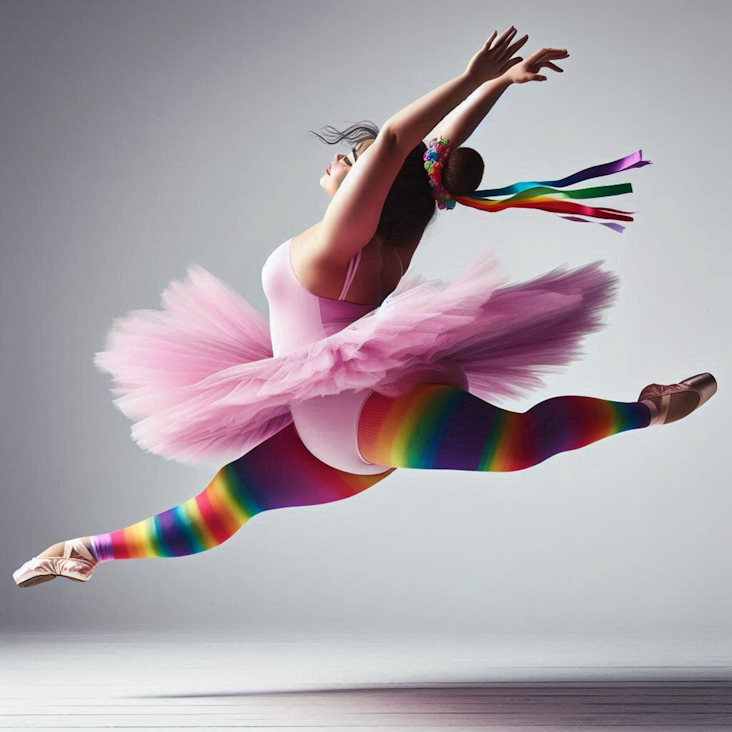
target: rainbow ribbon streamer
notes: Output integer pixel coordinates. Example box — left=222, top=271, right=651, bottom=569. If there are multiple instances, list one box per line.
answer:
left=454, top=149, right=652, bottom=234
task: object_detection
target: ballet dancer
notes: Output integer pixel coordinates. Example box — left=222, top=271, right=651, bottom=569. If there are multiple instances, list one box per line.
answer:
left=14, top=25, right=716, bottom=588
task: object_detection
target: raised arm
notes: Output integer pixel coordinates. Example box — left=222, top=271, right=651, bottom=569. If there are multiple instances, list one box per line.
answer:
left=384, top=72, right=482, bottom=150
left=312, top=27, right=538, bottom=265
left=422, top=78, right=513, bottom=151
left=384, top=25, right=527, bottom=150
left=426, top=43, right=571, bottom=148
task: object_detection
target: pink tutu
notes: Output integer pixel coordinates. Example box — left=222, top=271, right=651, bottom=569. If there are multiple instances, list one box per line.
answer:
left=95, top=246, right=619, bottom=466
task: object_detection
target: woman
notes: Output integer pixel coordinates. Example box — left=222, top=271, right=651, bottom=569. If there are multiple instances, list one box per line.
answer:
left=14, top=26, right=716, bottom=587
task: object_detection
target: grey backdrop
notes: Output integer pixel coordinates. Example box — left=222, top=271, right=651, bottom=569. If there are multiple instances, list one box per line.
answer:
left=2, top=0, right=730, bottom=639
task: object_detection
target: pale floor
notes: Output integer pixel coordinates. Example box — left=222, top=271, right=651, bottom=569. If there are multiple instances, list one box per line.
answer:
left=1, top=630, right=732, bottom=730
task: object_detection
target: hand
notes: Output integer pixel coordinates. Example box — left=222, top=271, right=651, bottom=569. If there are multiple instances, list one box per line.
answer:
left=464, top=26, right=529, bottom=84
left=501, top=46, right=570, bottom=85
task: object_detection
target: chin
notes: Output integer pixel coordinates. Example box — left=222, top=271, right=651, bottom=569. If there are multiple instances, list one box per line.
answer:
left=320, top=177, right=335, bottom=197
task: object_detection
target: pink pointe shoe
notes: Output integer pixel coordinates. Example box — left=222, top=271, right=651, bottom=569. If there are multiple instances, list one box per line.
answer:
left=13, top=537, right=99, bottom=588
left=638, top=372, right=717, bottom=426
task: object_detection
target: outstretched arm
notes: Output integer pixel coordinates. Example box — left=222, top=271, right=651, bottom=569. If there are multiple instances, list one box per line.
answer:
left=384, top=26, right=526, bottom=151
left=429, top=44, right=570, bottom=148
left=423, top=78, right=513, bottom=150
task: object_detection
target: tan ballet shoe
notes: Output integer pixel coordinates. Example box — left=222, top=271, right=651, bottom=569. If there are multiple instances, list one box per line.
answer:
left=638, top=372, right=717, bottom=426
left=13, top=537, right=99, bottom=588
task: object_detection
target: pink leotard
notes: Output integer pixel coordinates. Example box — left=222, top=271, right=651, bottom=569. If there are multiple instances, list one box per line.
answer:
left=263, top=237, right=383, bottom=356
left=261, top=236, right=466, bottom=474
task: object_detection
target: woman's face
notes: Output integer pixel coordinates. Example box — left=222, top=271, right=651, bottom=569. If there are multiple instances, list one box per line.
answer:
left=320, top=138, right=375, bottom=197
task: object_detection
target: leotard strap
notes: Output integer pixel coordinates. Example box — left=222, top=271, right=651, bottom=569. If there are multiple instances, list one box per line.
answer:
left=339, top=247, right=403, bottom=301
left=338, top=248, right=362, bottom=301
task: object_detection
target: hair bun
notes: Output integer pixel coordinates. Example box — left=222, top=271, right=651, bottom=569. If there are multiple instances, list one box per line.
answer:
left=442, top=147, right=485, bottom=197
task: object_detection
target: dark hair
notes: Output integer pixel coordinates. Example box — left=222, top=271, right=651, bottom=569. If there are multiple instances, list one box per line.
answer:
left=309, top=120, right=484, bottom=249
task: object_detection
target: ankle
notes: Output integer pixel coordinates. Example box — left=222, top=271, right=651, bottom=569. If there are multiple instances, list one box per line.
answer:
left=640, top=398, right=660, bottom=426
left=37, top=537, right=99, bottom=561
left=81, top=537, right=98, bottom=561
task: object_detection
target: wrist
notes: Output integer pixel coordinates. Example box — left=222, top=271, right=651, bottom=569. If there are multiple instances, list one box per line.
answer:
left=461, top=69, right=484, bottom=90
left=463, top=71, right=513, bottom=89
left=489, top=75, right=514, bottom=90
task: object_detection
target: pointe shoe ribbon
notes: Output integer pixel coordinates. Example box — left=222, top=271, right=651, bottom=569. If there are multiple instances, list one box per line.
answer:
left=13, top=538, right=98, bottom=588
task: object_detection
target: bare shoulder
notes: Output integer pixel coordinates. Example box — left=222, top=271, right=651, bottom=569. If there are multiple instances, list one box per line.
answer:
left=290, top=219, right=326, bottom=268
left=291, top=219, right=360, bottom=274
left=289, top=220, right=348, bottom=299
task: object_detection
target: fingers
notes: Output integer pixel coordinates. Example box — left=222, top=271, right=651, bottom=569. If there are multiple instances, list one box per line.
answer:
left=487, top=28, right=570, bottom=75
left=528, top=47, right=570, bottom=63
left=530, top=57, right=568, bottom=81
left=497, top=25, right=516, bottom=43
left=492, top=30, right=568, bottom=66
left=500, top=56, right=523, bottom=74
left=508, top=34, right=530, bottom=55
left=488, top=25, right=517, bottom=50
left=502, top=30, right=528, bottom=54
left=498, top=27, right=518, bottom=50
left=483, top=30, right=497, bottom=48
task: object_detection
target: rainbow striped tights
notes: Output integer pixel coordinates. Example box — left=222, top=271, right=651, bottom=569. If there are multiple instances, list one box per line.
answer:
left=90, top=385, right=652, bottom=562
left=357, top=384, right=653, bottom=470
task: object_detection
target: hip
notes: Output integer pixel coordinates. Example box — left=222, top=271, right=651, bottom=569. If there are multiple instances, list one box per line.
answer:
left=290, top=360, right=470, bottom=475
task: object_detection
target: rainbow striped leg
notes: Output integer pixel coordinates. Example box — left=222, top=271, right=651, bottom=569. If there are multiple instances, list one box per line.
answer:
left=90, top=423, right=395, bottom=562
left=357, top=384, right=653, bottom=472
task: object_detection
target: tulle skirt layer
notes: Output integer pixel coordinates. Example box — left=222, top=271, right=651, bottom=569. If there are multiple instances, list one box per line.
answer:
left=95, top=246, right=619, bottom=466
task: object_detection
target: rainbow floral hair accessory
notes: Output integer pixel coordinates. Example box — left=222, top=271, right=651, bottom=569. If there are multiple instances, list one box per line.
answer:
left=424, top=136, right=652, bottom=233
left=423, top=137, right=456, bottom=210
